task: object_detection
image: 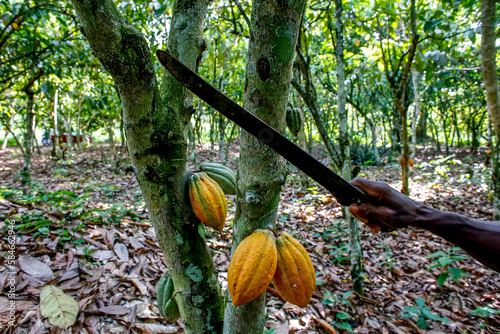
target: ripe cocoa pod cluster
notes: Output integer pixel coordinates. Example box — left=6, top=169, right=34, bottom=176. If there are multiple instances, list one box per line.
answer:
left=227, top=229, right=316, bottom=308
left=398, top=156, right=415, bottom=168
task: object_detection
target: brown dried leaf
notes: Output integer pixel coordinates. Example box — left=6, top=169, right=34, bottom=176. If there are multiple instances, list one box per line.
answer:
left=18, top=255, right=54, bottom=281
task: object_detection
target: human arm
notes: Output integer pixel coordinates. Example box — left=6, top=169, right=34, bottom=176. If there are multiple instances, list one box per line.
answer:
left=348, top=177, right=500, bottom=273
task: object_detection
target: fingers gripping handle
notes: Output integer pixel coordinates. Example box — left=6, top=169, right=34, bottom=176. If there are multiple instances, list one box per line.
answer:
left=352, top=186, right=395, bottom=233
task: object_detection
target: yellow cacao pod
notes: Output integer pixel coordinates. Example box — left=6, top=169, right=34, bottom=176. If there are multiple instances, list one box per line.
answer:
left=227, top=229, right=277, bottom=306
left=188, top=172, right=227, bottom=231
left=273, top=232, right=315, bottom=308
left=407, top=158, right=414, bottom=167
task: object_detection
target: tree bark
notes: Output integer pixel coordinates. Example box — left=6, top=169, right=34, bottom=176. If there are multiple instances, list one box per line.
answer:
left=223, top=0, right=306, bottom=332
left=71, top=1, right=224, bottom=332
left=219, top=115, right=227, bottom=164
left=332, top=0, right=363, bottom=295
left=51, top=88, right=59, bottom=158
left=21, top=68, right=44, bottom=185
left=61, top=108, right=74, bottom=151
left=411, top=68, right=421, bottom=157
left=481, top=0, right=500, bottom=219
left=370, top=118, right=381, bottom=165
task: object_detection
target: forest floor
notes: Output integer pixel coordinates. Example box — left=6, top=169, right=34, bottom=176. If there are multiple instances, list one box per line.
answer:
left=0, top=142, right=499, bottom=334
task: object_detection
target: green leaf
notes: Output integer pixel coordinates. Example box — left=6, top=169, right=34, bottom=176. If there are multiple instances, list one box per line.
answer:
left=336, top=312, right=350, bottom=320
left=437, top=272, right=449, bottom=287
left=448, top=266, right=469, bottom=280
left=40, top=285, right=79, bottom=329
left=337, top=322, right=352, bottom=331
left=438, top=256, right=452, bottom=267
left=421, top=307, right=440, bottom=320
left=470, top=306, right=498, bottom=318
left=0, top=190, right=15, bottom=199
left=415, top=297, right=425, bottom=308
left=71, top=238, right=86, bottom=245
left=56, top=16, right=67, bottom=26
left=342, top=291, right=354, bottom=300
left=428, top=251, right=446, bottom=258
left=416, top=316, right=430, bottom=329
left=198, top=224, right=205, bottom=238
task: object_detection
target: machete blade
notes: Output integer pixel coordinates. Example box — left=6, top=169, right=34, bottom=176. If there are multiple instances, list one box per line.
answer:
left=156, top=50, right=370, bottom=207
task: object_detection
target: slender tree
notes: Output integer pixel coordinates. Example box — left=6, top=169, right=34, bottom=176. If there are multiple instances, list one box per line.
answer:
left=332, top=0, right=364, bottom=294
left=20, top=68, right=44, bottom=185
left=377, top=0, right=418, bottom=195
left=481, top=0, right=500, bottom=219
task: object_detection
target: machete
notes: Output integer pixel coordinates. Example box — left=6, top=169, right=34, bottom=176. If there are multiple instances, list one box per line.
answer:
left=157, top=50, right=390, bottom=229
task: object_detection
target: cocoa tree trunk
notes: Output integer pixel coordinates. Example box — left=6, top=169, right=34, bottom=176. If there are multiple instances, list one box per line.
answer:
left=51, top=88, right=59, bottom=158
left=223, top=0, right=306, bottom=332
left=61, top=108, right=73, bottom=152
left=219, top=115, right=227, bottom=164
left=411, top=68, right=421, bottom=158
left=21, top=68, right=44, bottom=185
left=370, top=118, right=381, bottom=165
left=332, top=0, right=364, bottom=295
left=292, top=91, right=310, bottom=190
left=481, top=0, right=500, bottom=220
left=71, top=1, right=224, bottom=332
left=1, top=132, right=8, bottom=150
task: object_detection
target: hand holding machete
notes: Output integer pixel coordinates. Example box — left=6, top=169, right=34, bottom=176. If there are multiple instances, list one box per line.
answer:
left=349, top=177, right=500, bottom=272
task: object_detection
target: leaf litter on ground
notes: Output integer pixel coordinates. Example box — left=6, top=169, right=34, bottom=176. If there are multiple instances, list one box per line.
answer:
left=0, top=144, right=499, bottom=333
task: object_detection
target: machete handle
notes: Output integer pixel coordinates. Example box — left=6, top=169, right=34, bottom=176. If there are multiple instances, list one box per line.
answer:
left=352, top=186, right=396, bottom=233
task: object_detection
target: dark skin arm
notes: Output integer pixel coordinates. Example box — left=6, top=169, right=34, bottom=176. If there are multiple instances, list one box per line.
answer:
left=348, top=177, right=500, bottom=273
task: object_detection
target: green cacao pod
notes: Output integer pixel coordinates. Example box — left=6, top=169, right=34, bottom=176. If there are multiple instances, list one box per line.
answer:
left=156, top=273, right=180, bottom=322
left=188, top=172, right=227, bottom=231
left=286, top=107, right=303, bottom=137
left=200, top=162, right=237, bottom=195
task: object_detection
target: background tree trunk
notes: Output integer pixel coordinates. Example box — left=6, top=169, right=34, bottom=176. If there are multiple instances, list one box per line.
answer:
left=333, top=0, right=364, bottom=295
left=51, top=88, right=59, bottom=158
left=21, top=68, right=44, bottom=185
left=481, top=0, right=500, bottom=220
left=61, top=109, right=74, bottom=152
left=223, top=0, right=306, bottom=332
left=411, top=68, right=421, bottom=158
left=71, top=1, right=224, bottom=332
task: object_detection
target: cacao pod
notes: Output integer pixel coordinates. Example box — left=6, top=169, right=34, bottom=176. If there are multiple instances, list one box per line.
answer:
left=398, top=156, right=406, bottom=167
left=407, top=158, right=414, bottom=167
left=273, top=232, right=315, bottom=308
left=286, top=107, right=303, bottom=137
left=188, top=172, right=227, bottom=231
left=156, top=273, right=180, bottom=322
left=227, top=229, right=277, bottom=306
left=200, top=162, right=237, bottom=195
